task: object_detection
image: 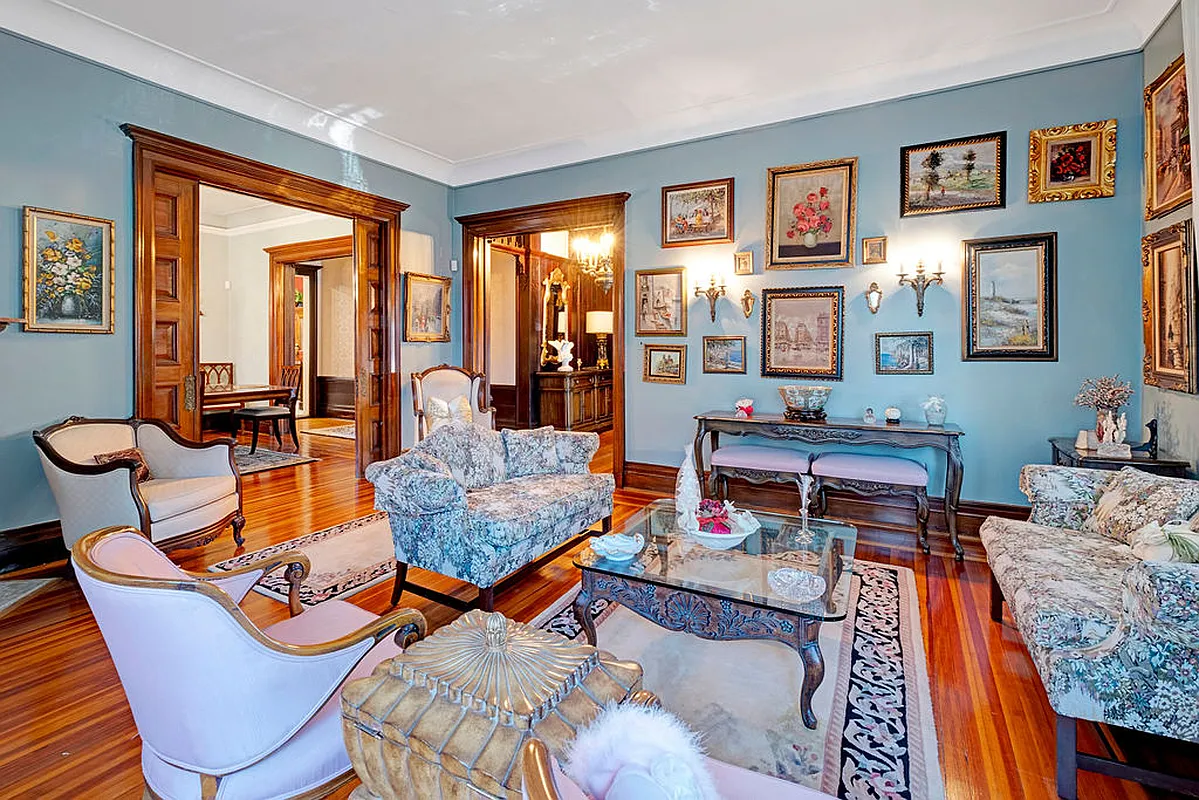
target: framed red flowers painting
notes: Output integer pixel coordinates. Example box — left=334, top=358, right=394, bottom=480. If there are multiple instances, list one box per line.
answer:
left=1027, top=120, right=1117, bottom=203
left=765, top=157, right=857, bottom=269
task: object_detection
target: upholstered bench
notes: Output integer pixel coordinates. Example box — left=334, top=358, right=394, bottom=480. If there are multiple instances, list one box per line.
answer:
left=708, top=444, right=811, bottom=513
left=810, top=452, right=930, bottom=552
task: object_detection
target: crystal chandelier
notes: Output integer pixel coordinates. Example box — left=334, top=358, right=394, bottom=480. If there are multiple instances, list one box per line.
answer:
left=571, top=230, right=615, bottom=293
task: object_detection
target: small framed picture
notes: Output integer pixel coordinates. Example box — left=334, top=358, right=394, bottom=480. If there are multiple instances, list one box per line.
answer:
left=1141, top=220, right=1196, bottom=392
left=766, top=157, right=858, bottom=269
left=900, top=132, right=1006, bottom=216
left=761, top=286, right=844, bottom=379
left=861, top=236, right=888, bottom=265
left=1145, top=54, right=1192, bottom=219
left=23, top=207, right=115, bottom=333
left=404, top=273, right=452, bottom=342
left=635, top=267, right=687, bottom=336
left=1028, top=120, right=1117, bottom=203
left=962, top=233, right=1057, bottom=361
left=643, top=344, right=687, bottom=384
left=661, top=178, right=734, bottom=248
left=874, top=332, right=934, bottom=375
left=702, top=336, right=746, bottom=374
left=733, top=251, right=754, bottom=275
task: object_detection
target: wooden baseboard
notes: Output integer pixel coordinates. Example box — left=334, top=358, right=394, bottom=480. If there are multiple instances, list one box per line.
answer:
left=623, top=461, right=1028, bottom=562
left=0, top=520, right=68, bottom=576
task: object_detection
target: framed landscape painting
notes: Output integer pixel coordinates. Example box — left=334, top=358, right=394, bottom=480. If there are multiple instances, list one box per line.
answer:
left=1145, top=54, right=1192, bottom=219
left=1027, top=119, right=1117, bottom=203
left=643, top=343, right=687, bottom=384
left=635, top=267, right=686, bottom=336
left=403, top=273, right=452, bottom=342
left=661, top=178, right=734, bottom=248
left=766, top=158, right=857, bottom=269
left=702, top=336, right=746, bottom=374
left=962, top=233, right=1057, bottom=361
left=760, top=286, right=844, bottom=379
left=901, top=132, right=1005, bottom=216
left=23, top=207, right=114, bottom=333
left=1141, top=220, right=1196, bottom=393
left=875, top=332, right=933, bottom=375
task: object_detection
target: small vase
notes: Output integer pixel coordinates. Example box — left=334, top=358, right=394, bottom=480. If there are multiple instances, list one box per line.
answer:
left=58, top=293, right=81, bottom=319
left=802, top=231, right=818, bottom=248
left=925, top=406, right=947, bottom=426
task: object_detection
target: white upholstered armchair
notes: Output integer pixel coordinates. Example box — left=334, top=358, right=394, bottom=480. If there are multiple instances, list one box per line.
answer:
left=72, top=526, right=427, bottom=800
left=33, top=416, right=244, bottom=551
left=411, top=363, right=495, bottom=441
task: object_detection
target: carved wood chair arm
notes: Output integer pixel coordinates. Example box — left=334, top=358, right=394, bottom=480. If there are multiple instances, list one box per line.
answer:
left=192, top=551, right=311, bottom=617
left=272, top=606, right=429, bottom=656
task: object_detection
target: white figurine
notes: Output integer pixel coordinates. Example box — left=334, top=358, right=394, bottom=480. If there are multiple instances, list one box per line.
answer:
left=675, top=444, right=702, bottom=532
left=863, top=407, right=876, bottom=425
left=1096, top=410, right=1131, bottom=457
left=549, top=339, right=575, bottom=372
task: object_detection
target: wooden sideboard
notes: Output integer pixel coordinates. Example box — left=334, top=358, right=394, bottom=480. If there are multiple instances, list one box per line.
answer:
left=536, top=368, right=613, bottom=432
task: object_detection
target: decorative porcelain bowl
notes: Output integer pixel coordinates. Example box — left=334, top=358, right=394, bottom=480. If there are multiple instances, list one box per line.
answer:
left=690, top=529, right=754, bottom=551
left=778, top=385, right=832, bottom=421
left=590, top=533, right=644, bottom=562
left=767, top=568, right=827, bottom=602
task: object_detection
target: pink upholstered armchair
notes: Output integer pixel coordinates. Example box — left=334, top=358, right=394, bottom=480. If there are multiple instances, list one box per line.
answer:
left=72, top=527, right=427, bottom=800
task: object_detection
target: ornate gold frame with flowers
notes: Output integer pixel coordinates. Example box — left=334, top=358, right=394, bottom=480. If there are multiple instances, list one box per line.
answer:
left=1027, top=120, right=1117, bottom=203
left=765, top=157, right=857, bottom=269
left=23, top=207, right=115, bottom=333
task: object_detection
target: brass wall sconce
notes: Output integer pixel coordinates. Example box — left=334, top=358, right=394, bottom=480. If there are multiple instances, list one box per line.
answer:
left=695, top=275, right=727, bottom=322
left=897, top=261, right=944, bottom=316
left=741, top=290, right=755, bottom=318
left=864, top=282, right=883, bottom=314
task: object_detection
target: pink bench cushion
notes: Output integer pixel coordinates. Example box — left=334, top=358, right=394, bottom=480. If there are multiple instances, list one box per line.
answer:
left=710, top=445, right=809, bottom=472
left=811, top=452, right=928, bottom=487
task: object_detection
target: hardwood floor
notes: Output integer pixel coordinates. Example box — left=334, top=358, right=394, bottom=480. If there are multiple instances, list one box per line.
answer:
left=0, top=429, right=1188, bottom=799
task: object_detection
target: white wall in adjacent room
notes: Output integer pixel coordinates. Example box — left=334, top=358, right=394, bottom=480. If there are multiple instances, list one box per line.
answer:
left=318, top=255, right=355, bottom=377
left=489, top=248, right=517, bottom=385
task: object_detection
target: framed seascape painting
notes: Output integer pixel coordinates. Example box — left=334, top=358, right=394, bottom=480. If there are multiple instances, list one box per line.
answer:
left=403, top=273, right=452, bottom=342
left=1027, top=119, right=1117, bottom=203
left=702, top=336, right=746, bottom=374
left=875, top=332, right=933, bottom=375
left=635, top=267, right=687, bottom=336
left=761, top=286, right=844, bottom=379
left=643, top=344, right=687, bottom=384
left=23, top=207, right=114, bottom=333
left=661, top=178, right=734, bottom=248
left=1141, top=220, right=1196, bottom=393
left=1145, top=54, right=1192, bottom=219
left=962, top=233, right=1057, bottom=361
left=766, top=158, right=857, bottom=269
left=900, top=132, right=1006, bottom=216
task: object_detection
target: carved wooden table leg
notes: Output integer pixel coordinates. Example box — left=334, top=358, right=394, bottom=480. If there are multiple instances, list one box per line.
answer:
left=945, top=437, right=965, bottom=561
left=573, top=573, right=598, bottom=646
left=797, top=618, right=824, bottom=730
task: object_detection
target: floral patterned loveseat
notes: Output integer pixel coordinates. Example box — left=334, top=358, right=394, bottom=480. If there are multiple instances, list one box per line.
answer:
left=365, top=422, right=613, bottom=611
left=981, top=464, right=1199, bottom=798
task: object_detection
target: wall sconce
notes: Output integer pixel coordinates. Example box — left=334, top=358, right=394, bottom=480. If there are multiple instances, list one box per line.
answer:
left=741, top=290, right=755, bottom=318
left=896, top=260, right=944, bottom=316
left=864, top=282, right=883, bottom=314
left=695, top=275, right=727, bottom=322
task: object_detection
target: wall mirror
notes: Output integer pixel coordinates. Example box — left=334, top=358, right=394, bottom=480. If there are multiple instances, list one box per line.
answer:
left=541, top=267, right=570, bottom=364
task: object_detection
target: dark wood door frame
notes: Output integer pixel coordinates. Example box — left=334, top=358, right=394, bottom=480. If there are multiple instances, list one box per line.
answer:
left=125, top=125, right=407, bottom=468
left=456, top=192, right=630, bottom=486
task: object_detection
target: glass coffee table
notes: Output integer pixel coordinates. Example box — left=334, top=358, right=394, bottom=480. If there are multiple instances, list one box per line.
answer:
left=573, top=499, right=857, bottom=729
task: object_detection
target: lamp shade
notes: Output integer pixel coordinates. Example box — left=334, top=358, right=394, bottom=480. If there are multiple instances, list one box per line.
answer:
left=585, top=310, right=614, bottom=334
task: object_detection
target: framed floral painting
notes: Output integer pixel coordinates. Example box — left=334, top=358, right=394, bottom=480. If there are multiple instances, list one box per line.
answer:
left=962, top=233, right=1057, bottom=361
left=1145, top=54, right=1192, bottom=220
left=1141, top=220, right=1196, bottom=393
left=765, top=158, right=857, bottom=269
left=761, top=286, right=844, bottom=379
left=403, top=273, right=452, bottom=342
left=900, top=132, right=1005, bottom=216
left=23, top=207, right=115, bottom=333
left=1027, top=120, right=1117, bottom=203
left=661, top=178, right=734, bottom=247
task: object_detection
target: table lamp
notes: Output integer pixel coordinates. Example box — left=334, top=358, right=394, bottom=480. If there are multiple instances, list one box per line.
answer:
left=585, top=310, right=614, bottom=369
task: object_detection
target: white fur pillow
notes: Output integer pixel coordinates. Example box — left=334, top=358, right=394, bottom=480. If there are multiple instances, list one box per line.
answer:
left=564, top=703, right=718, bottom=800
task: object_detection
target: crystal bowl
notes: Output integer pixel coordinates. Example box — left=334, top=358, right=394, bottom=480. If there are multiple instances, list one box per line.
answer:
left=590, top=533, right=644, bottom=562
left=778, top=385, right=832, bottom=420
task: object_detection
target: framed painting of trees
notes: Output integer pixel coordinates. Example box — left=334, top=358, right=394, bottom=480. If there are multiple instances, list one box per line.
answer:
left=900, top=132, right=1006, bottom=216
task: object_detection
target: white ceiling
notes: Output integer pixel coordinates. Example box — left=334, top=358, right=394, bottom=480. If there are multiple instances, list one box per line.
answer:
left=5, top=0, right=1176, bottom=186
left=199, top=184, right=329, bottom=233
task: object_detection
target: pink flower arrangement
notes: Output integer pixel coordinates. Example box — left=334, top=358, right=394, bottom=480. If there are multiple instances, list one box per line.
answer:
left=786, top=186, right=833, bottom=241
left=696, top=499, right=732, bottom=535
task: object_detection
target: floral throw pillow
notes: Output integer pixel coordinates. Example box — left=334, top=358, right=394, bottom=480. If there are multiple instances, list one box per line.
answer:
left=427, top=394, right=474, bottom=434
left=94, top=447, right=153, bottom=483
left=502, top=426, right=561, bottom=477
left=1082, top=467, right=1199, bottom=546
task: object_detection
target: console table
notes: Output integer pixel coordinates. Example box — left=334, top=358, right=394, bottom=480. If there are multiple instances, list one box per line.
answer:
left=1048, top=437, right=1189, bottom=478
left=694, top=411, right=966, bottom=559
left=536, top=368, right=613, bottom=432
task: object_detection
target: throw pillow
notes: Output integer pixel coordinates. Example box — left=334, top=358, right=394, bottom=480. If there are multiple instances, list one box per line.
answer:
left=426, top=394, right=474, bottom=434
left=1131, top=520, right=1199, bottom=563
left=415, top=423, right=506, bottom=490
left=94, top=447, right=153, bottom=483
left=1082, top=467, right=1199, bottom=545
left=501, top=426, right=561, bottom=477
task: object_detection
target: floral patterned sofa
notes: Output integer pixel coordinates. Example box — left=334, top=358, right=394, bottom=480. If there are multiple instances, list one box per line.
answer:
left=981, top=464, right=1199, bottom=799
left=366, top=423, right=613, bottom=611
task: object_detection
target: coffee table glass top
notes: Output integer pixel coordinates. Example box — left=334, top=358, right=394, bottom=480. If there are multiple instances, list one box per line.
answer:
left=574, top=499, right=857, bottom=620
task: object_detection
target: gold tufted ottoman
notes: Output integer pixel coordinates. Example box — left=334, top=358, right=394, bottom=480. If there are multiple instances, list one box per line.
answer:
left=340, top=609, right=643, bottom=799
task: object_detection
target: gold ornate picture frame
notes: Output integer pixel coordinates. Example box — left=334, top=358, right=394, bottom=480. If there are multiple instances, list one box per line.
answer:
left=634, top=267, right=687, bottom=336
left=1142, top=220, right=1196, bottom=393
left=403, top=273, right=452, bottom=342
left=23, top=207, right=115, bottom=333
left=643, top=343, right=687, bottom=384
left=760, top=286, right=844, bottom=379
left=1027, top=120, right=1116, bottom=203
left=702, top=336, right=746, bottom=374
left=1145, top=54, right=1192, bottom=220
left=861, top=236, right=887, bottom=265
left=766, top=157, right=857, bottom=269
left=900, top=132, right=1005, bottom=217
left=661, top=178, right=734, bottom=248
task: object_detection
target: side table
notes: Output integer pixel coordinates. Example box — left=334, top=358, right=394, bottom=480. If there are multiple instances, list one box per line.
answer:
left=1048, top=437, right=1190, bottom=478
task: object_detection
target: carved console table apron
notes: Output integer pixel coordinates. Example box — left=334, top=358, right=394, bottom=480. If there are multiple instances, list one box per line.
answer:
left=694, top=411, right=966, bottom=559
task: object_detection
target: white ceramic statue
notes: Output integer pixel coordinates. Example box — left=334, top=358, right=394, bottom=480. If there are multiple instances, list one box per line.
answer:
left=1096, top=410, right=1130, bottom=457
left=549, top=339, right=575, bottom=372
left=675, top=444, right=702, bottom=532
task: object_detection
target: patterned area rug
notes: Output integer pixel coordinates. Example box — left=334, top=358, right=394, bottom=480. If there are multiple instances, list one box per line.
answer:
left=234, top=446, right=319, bottom=475
left=209, top=513, right=392, bottom=605
left=532, top=562, right=944, bottom=800
left=302, top=424, right=356, bottom=440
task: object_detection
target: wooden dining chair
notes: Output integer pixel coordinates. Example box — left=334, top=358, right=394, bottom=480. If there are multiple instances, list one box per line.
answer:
left=233, top=365, right=302, bottom=453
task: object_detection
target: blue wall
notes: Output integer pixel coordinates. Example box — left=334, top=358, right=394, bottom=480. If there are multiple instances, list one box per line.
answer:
left=453, top=54, right=1146, bottom=505
left=0, top=31, right=458, bottom=531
